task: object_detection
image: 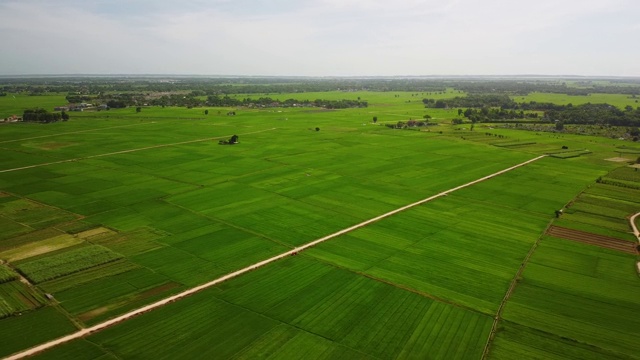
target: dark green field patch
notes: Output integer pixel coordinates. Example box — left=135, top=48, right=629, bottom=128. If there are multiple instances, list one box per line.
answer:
left=90, top=227, right=168, bottom=256
left=172, top=227, right=287, bottom=270
left=54, top=267, right=170, bottom=316
left=131, top=246, right=223, bottom=286
left=38, top=259, right=140, bottom=294
left=0, top=306, right=77, bottom=358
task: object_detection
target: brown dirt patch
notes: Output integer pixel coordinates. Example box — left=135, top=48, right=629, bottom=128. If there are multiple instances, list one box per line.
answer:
left=38, top=142, right=76, bottom=150
left=546, top=226, right=637, bottom=254
left=76, top=227, right=116, bottom=240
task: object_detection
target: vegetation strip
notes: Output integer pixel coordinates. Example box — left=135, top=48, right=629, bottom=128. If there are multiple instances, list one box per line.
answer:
left=546, top=226, right=637, bottom=254
left=3, top=155, right=545, bottom=360
left=0, top=128, right=277, bottom=173
left=0, top=122, right=157, bottom=144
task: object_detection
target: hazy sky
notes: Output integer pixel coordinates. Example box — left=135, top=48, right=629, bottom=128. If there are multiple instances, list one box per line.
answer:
left=0, top=0, right=638, bottom=76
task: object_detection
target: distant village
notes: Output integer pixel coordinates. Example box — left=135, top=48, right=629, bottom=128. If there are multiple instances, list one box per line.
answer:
left=1, top=102, right=109, bottom=123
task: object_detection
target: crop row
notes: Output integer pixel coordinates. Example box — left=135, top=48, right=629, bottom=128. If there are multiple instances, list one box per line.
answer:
left=0, top=281, right=44, bottom=318
left=500, top=236, right=640, bottom=358
left=16, top=245, right=123, bottom=283
left=0, top=265, right=18, bottom=284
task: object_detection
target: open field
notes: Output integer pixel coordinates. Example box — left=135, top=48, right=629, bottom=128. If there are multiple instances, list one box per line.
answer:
left=1, top=88, right=639, bottom=359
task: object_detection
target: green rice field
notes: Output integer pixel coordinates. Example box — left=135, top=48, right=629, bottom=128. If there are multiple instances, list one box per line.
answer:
left=0, top=90, right=639, bottom=359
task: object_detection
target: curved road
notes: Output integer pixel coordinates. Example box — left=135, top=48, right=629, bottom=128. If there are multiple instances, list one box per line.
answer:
left=4, top=155, right=546, bottom=360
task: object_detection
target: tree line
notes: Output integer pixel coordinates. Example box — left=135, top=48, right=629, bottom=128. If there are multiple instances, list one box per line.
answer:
left=423, top=94, right=640, bottom=126
left=22, top=109, right=69, bottom=123
left=4, top=77, right=640, bottom=97
left=148, top=95, right=368, bottom=109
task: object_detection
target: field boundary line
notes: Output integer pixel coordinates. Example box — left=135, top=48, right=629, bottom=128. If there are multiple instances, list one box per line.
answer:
left=0, top=122, right=158, bottom=144
left=630, top=212, right=640, bottom=243
left=480, top=216, right=554, bottom=359
left=0, top=128, right=277, bottom=173
left=3, top=155, right=546, bottom=360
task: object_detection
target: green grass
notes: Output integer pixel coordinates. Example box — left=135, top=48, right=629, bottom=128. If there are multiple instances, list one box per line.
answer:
left=0, top=280, right=45, bottom=318
left=1, top=90, right=639, bottom=359
left=501, top=237, right=640, bottom=357
left=0, top=306, right=77, bottom=358
left=15, top=245, right=123, bottom=283
left=0, top=94, right=67, bottom=119
left=82, top=256, right=491, bottom=359
left=0, top=264, right=18, bottom=283
left=38, top=259, right=140, bottom=294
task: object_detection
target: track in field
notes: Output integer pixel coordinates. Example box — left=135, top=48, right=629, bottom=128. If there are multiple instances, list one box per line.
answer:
left=546, top=225, right=637, bottom=254
left=3, top=155, right=546, bottom=360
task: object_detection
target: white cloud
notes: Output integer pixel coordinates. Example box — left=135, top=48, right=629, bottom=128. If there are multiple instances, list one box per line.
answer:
left=0, top=0, right=638, bottom=76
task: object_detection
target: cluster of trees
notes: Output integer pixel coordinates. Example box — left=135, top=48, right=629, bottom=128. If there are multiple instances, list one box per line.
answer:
left=23, top=109, right=69, bottom=123
left=385, top=120, right=431, bottom=129
left=424, top=94, right=516, bottom=108
left=65, top=94, right=93, bottom=103
left=544, top=103, right=640, bottom=126
left=461, top=107, right=539, bottom=122
left=106, top=100, right=127, bottom=108
left=423, top=94, right=640, bottom=127
left=219, top=134, right=238, bottom=145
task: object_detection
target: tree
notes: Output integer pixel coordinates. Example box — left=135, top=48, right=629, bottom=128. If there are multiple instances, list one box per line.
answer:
left=555, top=121, right=564, bottom=131
left=315, top=127, right=320, bottom=131
left=457, top=109, right=463, bottom=116
left=136, top=106, right=141, bottom=113
left=204, top=109, right=209, bottom=115
left=372, top=116, right=377, bottom=123
left=423, top=114, right=431, bottom=120
left=61, top=111, right=69, bottom=121
left=230, top=135, right=239, bottom=144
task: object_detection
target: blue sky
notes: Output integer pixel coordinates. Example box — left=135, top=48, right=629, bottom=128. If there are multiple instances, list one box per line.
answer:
left=0, top=0, right=638, bottom=76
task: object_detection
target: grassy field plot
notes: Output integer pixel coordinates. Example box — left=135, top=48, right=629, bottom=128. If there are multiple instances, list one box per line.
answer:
left=0, top=280, right=45, bottom=318
left=1, top=89, right=638, bottom=359
left=500, top=237, right=640, bottom=358
left=15, top=245, right=123, bottom=283
left=38, top=259, right=140, bottom=294
left=52, top=266, right=179, bottom=324
left=78, top=256, right=491, bottom=359
left=0, top=233, right=83, bottom=262
left=0, top=197, right=78, bottom=231
left=0, top=306, right=77, bottom=358
left=0, top=264, right=18, bottom=283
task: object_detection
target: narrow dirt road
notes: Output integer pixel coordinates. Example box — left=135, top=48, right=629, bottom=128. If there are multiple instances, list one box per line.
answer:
left=630, top=212, right=640, bottom=242
left=3, top=155, right=546, bottom=360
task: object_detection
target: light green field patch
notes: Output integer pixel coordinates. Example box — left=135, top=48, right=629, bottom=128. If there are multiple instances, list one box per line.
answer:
left=16, top=245, right=123, bottom=283
left=0, top=234, right=83, bottom=262
left=0, top=265, right=18, bottom=284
